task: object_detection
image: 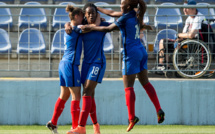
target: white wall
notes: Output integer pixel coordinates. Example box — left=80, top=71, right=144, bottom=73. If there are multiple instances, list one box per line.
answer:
left=0, top=78, right=215, bottom=125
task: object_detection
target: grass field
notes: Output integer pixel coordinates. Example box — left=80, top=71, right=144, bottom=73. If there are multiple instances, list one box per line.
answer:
left=0, top=125, right=215, bottom=134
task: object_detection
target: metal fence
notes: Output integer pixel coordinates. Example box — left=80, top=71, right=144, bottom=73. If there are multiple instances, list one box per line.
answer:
left=0, top=4, right=215, bottom=78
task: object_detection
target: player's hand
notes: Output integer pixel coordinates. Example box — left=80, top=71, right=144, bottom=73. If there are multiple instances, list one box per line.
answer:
left=81, top=25, right=92, bottom=33
left=101, top=17, right=106, bottom=22
left=143, top=25, right=153, bottom=30
left=65, top=22, right=72, bottom=34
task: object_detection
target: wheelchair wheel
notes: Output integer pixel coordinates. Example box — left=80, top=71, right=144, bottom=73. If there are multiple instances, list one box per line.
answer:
left=173, top=39, right=211, bottom=78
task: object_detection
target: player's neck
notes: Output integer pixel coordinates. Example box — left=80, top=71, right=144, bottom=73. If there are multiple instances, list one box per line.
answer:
left=124, top=9, right=133, bottom=14
left=70, top=21, right=77, bottom=27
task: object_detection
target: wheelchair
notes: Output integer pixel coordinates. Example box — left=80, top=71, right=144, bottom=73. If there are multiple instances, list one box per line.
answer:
left=156, top=19, right=215, bottom=78
left=173, top=39, right=212, bottom=78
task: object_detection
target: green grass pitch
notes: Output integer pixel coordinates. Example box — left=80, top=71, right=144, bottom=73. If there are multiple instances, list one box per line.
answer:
left=0, top=125, right=214, bottom=134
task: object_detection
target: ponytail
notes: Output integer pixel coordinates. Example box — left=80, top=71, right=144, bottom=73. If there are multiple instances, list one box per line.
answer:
left=126, top=0, right=147, bottom=28
left=66, top=4, right=75, bottom=13
left=66, top=4, right=83, bottom=20
left=137, top=0, right=146, bottom=28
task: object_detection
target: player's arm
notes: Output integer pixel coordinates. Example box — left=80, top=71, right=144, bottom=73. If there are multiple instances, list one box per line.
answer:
left=97, top=7, right=122, bottom=17
left=178, top=29, right=198, bottom=39
left=81, top=23, right=119, bottom=32
left=65, top=22, right=72, bottom=34
left=93, top=13, right=101, bottom=26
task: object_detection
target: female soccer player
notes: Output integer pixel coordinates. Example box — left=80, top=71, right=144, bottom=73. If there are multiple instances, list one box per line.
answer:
left=82, top=0, right=165, bottom=132
left=66, top=3, right=110, bottom=134
left=46, top=5, right=83, bottom=134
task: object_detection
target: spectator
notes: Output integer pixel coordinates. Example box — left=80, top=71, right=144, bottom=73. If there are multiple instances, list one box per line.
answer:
left=153, top=0, right=206, bottom=71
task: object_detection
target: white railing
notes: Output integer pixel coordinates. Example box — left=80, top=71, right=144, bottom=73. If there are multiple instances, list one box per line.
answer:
left=0, top=4, right=214, bottom=78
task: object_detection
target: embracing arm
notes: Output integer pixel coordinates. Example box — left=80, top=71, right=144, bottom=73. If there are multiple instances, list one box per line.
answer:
left=65, top=22, right=72, bottom=34
left=97, top=7, right=123, bottom=17
left=82, top=23, right=119, bottom=33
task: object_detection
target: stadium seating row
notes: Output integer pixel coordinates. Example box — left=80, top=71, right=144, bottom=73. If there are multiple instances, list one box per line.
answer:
left=0, top=28, right=114, bottom=54
left=1, top=0, right=215, bottom=4
left=0, top=2, right=116, bottom=29
left=155, top=0, right=215, bottom=3
left=155, top=2, right=215, bottom=29
left=0, top=2, right=215, bottom=30
left=0, top=0, right=116, bottom=4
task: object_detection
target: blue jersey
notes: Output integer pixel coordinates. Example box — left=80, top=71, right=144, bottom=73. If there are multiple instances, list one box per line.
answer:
left=115, top=10, right=144, bottom=57
left=115, top=10, right=148, bottom=75
left=62, top=26, right=82, bottom=65
left=82, top=22, right=110, bottom=63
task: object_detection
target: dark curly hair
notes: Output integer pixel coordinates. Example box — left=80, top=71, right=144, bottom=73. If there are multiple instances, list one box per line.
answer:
left=83, top=3, right=98, bottom=14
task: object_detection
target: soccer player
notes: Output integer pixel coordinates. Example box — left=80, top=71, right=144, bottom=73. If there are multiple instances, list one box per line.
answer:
left=66, top=3, right=110, bottom=134
left=81, top=0, right=165, bottom=132
left=46, top=5, right=83, bottom=134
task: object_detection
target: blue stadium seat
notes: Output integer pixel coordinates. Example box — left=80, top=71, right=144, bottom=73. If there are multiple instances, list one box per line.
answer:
left=52, top=2, right=76, bottom=29
left=51, top=29, right=64, bottom=54
left=144, top=0, right=149, bottom=3
left=195, top=0, right=215, bottom=3
left=20, top=0, right=48, bottom=2
left=17, top=28, right=46, bottom=53
left=18, top=2, right=47, bottom=28
left=0, top=28, right=11, bottom=53
left=197, top=3, right=215, bottom=19
left=53, top=0, right=82, bottom=3
left=155, top=0, right=183, bottom=3
left=154, top=29, right=177, bottom=53
left=94, top=2, right=115, bottom=23
left=87, top=0, right=116, bottom=4
left=0, top=2, right=12, bottom=29
left=154, top=3, right=183, bottom=30
left=103, top=33, right=114, bottom=53
left=197, top=3, right=215, bottom=28
left=0, top=0, right=14, bottom=3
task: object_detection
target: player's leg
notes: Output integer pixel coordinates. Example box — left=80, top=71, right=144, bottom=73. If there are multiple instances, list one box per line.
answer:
left=90, top=89, right=100, bottom=134
left=67, top=65, right=82, bottom=130
left=47, top=86, right=70, bottom=134
left=137, top=69, right=165, bottom=123
left=122, top=48, right=145, bottom=132
left=88, top=63, right=105, bottom=134
left=83, top=80, right=100, bottom=134
left=47, top=61, right=70, bottom=134
left=69, top=87, right=81, bottom=129
left=53, top=86, right=70, bottom=124
left=123, top=74, right=139, bottom=132
left=67, top=80, right=96, bottom=134
left=68, top=62, right=105, bottom=134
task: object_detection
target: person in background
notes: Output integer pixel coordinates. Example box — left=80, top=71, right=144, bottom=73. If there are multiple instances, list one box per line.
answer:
left=153, top=0, right=205, bottom=71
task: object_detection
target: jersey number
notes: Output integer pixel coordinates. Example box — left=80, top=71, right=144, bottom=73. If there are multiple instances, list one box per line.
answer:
left=92, top=66, right=100, bottom=75
left=135, top=24, right=140, bottom=39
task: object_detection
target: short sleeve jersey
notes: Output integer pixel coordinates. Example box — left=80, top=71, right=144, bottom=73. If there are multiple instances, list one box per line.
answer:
left=82, top=21, right=110, bottom=63
left=183, top=12, right=205, bottom=33
left=115, top=10, right=143, bottom=56
left=62, top=26, right=82, bottom=65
